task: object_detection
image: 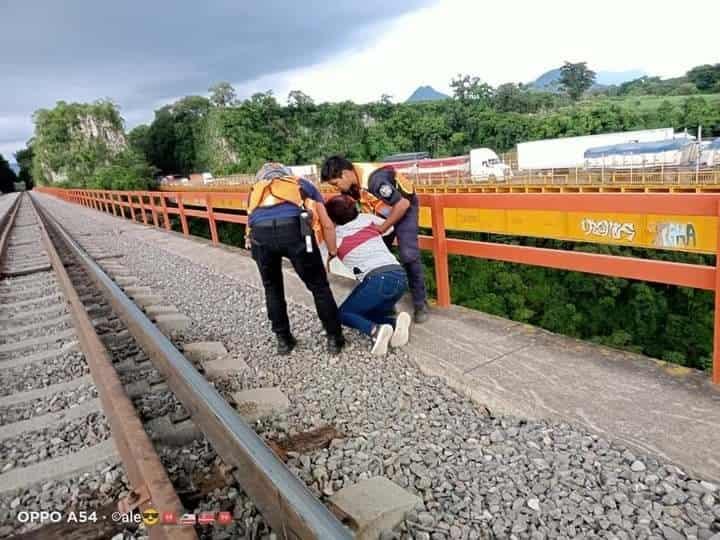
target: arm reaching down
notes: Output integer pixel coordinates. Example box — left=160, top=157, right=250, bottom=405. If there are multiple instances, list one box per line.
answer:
left=315, top=202, right=337, bottom=256
left=375, top=197, right=409, bottom=234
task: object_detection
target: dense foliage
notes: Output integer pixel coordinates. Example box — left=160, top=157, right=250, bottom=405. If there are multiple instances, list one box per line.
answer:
left=0, top=154, right=18, bottom=193
left=31, top=100, right=154, bottom=189
left=611, top=64, right=720, bottom=97
left=137, top=82, right=719, bottom=177
left=14, top=147, right=34, bottom=190
left=560, top=62, right=597, bottom=101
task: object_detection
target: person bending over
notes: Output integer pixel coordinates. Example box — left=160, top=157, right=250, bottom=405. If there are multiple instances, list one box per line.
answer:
left=247, top=162, right=345, bottom=355
left=325, top=194, right=411, bottom=355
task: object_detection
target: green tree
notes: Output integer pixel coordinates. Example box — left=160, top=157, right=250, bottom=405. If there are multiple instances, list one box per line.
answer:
left=30, top=100, right=154, bottom=189
left=209, top=81, right=237, bottom=107
left=14, top=146, right=34, bottom=190
left=450, top=74, right=494, bottom=105
left=89, top=147, right=156, bottom=190
left=287, top=90, right=315, bottom=110
left=686, top=64, right=720, bottom=92
left=128, top=124, right=151, bottom=159
left=0, top=154, right=17, bottom=193
left=559, top=61, right=596, bottom=100
left=146, top=96, right=211, bottom=174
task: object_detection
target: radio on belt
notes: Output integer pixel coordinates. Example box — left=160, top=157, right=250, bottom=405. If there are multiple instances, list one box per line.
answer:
left=300, top=210, right=313, bottom=253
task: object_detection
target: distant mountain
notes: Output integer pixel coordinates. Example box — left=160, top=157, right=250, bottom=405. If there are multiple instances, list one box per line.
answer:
left=9, top=162, right=19, bottom=174
left=406, top=85, right=450, bottom=103
left=529, top=68, right=646, bottom=92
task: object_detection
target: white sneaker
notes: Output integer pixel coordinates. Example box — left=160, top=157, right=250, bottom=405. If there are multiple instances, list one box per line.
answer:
left=390, top=312, right=411, bottom=348
left=371, top=324, right=393, bottom=356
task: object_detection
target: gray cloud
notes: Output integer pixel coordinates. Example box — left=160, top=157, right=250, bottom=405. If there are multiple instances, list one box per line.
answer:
left=0, top=0, right=433, bottom=156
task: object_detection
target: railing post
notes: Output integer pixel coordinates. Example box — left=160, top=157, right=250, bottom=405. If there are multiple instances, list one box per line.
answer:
left=128, top=194, right=136, bottom=222
left=149, top=193, right=159, bottom=228
left=109, top=192, right=117, bottom=216
left=160, top=194, right=171, bottom=230
left=430, top=195, right=451, bottom=308
left=714, top=199, right=720, bottom=385
left=138, top=192, right=148, bottom=225
left=118, top=193, right=126, bottom=219
left=177, top=193, right=189, bottom=236
left=206, top=193, right=219, bottom=245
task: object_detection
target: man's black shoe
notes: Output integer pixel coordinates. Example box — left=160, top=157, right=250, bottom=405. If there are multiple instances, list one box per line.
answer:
left=414, top=304, right=430, bottom=324
left=327, top=335, right=346, bottom=355
left=277, top=335, right=297, bottom=355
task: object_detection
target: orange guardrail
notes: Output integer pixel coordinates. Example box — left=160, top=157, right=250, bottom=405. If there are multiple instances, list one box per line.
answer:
left=37, top=186, right=720, bottom=385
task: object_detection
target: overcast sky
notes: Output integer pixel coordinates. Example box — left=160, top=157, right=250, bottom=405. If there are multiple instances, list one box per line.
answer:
left=2, top=0, right=719, bottom=161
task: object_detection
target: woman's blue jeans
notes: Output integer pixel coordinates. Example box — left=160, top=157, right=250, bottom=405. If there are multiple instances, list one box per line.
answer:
left=339, top=268, right=408, bottom=336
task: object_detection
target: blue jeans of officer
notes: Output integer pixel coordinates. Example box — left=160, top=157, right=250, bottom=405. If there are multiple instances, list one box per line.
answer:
left=339, top=267, right=408, bottom=335
left=382, top=200, right=427, bottom=309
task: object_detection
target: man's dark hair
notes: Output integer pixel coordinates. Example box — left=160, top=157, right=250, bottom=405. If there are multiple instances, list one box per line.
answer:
left=325, top=195, right=358, bottom=225
left=320, top=155, right=354, bottom=182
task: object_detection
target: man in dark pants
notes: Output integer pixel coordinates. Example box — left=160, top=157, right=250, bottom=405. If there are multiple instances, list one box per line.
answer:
left=320, top=156, right=429, bottom=323
left=247, top=163, right=345, bottom=354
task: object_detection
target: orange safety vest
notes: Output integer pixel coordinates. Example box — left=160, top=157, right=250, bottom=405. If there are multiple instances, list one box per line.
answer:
left=247, top=176, right=324, bottom=245
left=352, top=163, right=415, bottom=217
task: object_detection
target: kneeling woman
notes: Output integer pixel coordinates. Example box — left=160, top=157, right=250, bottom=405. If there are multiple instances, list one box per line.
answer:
left=325, top=195, right=412, bottom=355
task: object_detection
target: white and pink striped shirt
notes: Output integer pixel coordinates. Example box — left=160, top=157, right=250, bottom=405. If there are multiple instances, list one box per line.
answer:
left=335, top=214, right=399, bottom=281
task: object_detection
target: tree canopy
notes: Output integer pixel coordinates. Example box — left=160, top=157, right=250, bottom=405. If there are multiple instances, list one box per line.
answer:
left=559, top=61, right=597, bottom=101
left=14, top=146, right=34, bottom=190
left=31, top=100, right=154, bottom=189
left=0, top=154, right=18, bottom=193
left=209, top=81, right=237, bottom=108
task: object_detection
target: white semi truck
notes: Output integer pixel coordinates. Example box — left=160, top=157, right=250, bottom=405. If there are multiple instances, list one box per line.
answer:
left=381, top=148, right=511, bottom=182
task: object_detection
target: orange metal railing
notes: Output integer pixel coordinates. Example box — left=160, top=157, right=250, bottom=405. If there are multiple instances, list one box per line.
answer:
left=37, top=187, right=720, bottom=385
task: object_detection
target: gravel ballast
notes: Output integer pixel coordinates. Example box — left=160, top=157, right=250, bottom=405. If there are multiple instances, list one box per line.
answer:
left=0, top=383, right=98, bottom=426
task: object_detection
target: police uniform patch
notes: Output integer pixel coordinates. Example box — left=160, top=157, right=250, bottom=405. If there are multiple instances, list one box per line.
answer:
left=379, top=184, right=393, bottom=199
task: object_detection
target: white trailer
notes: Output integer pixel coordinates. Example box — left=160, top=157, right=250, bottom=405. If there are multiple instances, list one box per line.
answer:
left=516, top=128, right=675, bottom=170
left=701, top=138, right=720, bottom=167
left=289, top=164, right=318, bottom=180
left=584, top=138, right=698, bottom=170
left=469, top=148, right=512, bottom=181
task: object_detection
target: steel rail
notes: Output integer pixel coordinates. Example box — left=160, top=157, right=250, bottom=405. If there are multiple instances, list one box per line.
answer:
left=33, top=195, right=354, bottom=540
left=0, top=193, right=22, bottom=266
left=28, top=194, right=196, bottom=540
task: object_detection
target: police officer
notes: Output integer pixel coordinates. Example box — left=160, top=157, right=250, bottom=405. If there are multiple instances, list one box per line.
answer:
left=320, top=156, right=429, bottom=323
left=246, top=162, right=345, bottom=354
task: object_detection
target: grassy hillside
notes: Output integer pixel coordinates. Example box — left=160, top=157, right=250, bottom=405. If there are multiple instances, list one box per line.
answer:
left=572, top=94, right=720, bottom=113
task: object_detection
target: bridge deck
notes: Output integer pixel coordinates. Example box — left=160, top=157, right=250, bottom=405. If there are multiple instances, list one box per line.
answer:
left=40, top=193, right=720, bottom=482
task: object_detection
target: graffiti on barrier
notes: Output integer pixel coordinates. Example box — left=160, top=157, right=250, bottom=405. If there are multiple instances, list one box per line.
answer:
left=581, top=218, right=636, bottom=241
left=653, top=222, right=697, bottom=249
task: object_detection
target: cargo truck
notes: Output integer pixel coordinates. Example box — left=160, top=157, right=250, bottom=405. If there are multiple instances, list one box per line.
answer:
left=381, top=148, right=511, bottom=182
left=516, top=128, right=675, bottom=170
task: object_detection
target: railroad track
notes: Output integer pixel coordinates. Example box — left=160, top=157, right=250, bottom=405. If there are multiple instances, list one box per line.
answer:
left=0, top=193, right=132, bottom=539
left=0, top=194, right=352, bottom=539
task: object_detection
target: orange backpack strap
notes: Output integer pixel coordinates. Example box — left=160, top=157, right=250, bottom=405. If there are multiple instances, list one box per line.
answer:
left=248, top=176, right=304, bottom=214
left=394, top=171, right=415, bottom=196
left=359, top=190, right=392, bottom=218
